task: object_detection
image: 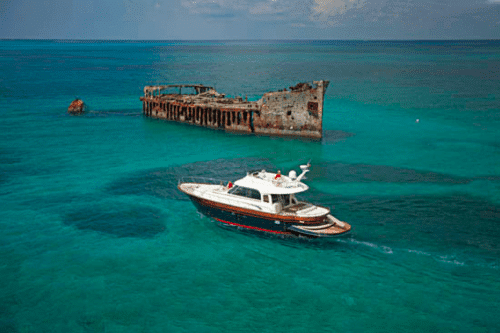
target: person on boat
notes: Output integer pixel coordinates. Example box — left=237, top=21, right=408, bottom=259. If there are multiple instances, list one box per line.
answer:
left=275, top=170, right=281, bottom=180
left=227, top=181, right=233, bottom=189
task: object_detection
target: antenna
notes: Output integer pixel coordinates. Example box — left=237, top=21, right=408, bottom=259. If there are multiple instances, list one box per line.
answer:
left=297, top=161, right=311, bottom=181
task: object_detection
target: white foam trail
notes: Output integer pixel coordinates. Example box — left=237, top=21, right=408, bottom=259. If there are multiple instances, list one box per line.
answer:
left=406, top=249, right=432, bottom=256
left=348, top=239, right=394, bottom=254
left=438, top=255, right=465, bottom=266
left=407, top=249, right=467, bottom=267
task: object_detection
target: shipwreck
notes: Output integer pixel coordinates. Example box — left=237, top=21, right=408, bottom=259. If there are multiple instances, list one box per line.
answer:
left=140, top=80, right=329, bottom=139
left=68, top=99, right=86, bottom=114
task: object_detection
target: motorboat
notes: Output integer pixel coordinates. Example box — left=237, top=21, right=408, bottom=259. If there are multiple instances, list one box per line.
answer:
left=178, top=162, right=351, bottom=238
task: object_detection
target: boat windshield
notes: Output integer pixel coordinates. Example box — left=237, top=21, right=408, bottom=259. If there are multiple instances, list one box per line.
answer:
left=228, top=185, right=261, bottom=200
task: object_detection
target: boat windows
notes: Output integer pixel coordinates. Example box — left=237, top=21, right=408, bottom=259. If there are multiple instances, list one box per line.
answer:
left=271, top=194, right=292, bottom=207
left=228, top=185, right=261, bottom=200
left=263, top=195, right=270, bottom=203
left=228, top=185, right=242, bottom=195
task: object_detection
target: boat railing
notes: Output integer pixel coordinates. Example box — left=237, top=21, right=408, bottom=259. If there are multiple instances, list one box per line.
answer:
left=178, top=176, right=229, bottom=186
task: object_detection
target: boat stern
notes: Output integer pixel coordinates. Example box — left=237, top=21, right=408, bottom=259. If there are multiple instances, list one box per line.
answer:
left=287, top=214, right=351, bottom=238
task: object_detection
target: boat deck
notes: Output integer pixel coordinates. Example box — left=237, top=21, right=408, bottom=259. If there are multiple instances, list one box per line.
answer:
left=289, top=222, right=351, bottom=237
left=282, top=203, right=310, bottom=213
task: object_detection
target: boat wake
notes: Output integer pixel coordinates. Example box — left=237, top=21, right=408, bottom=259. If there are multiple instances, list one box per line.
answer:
left=338, top=237, right=497, bottom=269
left=337, top=238, right=394, bottom=254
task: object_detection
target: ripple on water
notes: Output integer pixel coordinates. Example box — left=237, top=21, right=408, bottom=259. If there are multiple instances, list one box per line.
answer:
left=63, top=203, right=166, bottom=238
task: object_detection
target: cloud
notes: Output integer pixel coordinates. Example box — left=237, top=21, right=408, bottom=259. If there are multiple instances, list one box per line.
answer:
left=309, top=0, right=367, bottom=22
left=249, top=2, right=286, bottom=15
left=181, top=0, right=250, bottom=16
left=178, top=0, right=500, bottom=37
left=249, top=0, right=311, bottom=21
left=181, top=0, right=307, bottom=21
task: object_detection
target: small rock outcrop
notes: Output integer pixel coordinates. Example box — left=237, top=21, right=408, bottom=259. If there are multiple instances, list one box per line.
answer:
left=68, top=99, right=86, bottom=114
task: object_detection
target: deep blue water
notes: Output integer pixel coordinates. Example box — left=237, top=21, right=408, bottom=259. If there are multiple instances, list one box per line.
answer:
left=1, top=40, right=499, bottom=332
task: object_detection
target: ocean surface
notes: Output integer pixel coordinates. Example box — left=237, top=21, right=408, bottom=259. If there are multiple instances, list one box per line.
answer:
left=0, top=40, right=499, bottom=332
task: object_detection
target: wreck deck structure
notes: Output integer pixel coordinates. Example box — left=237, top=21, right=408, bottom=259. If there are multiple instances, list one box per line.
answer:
left=140, top=81, right=329, bottom=139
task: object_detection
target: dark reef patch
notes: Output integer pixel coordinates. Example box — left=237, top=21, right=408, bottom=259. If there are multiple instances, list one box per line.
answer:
left=0, top=149, right=23, bottom=166
left=64, top=204, right=166, bottom=238
left=322, top=130, right=355, bottom=143
left=309, top=161, right=471, bottom=184
left=77, top=314, right=105, bottom=332
left=0, top=148, right=22, bottom=185
left=0, top=319, right=17, bottom=333
left=0, top=147, right=56, bottom=182
left=107, top=157, right=276, bottom=201
left=0, top=298, right=18, bottom=333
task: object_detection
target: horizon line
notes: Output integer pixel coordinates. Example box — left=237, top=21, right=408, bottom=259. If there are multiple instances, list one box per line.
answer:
left=1, top=38, right=500, bottom=42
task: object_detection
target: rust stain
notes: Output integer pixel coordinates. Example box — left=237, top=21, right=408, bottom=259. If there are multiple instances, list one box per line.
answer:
left=68, top=99, right=86, bottom=114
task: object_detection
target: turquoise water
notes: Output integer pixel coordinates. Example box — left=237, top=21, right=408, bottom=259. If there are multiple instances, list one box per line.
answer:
left=1, top=40, right=499, bottom=332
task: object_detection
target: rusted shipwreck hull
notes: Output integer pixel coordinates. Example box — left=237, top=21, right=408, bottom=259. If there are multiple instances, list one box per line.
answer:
left=68, top=99, right=86, bottom=114
left=139, top=81, right=329, bottom=139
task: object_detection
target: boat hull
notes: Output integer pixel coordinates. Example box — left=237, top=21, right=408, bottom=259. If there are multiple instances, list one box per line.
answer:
left=186, top=193, right=351, bottom=238
left=189, top=195, right=289, bottom=234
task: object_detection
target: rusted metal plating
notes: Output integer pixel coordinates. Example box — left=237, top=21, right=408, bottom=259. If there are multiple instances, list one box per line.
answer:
left=68, top=99, right=86, bottom=114
left=139, top=81, right=329, bottom=139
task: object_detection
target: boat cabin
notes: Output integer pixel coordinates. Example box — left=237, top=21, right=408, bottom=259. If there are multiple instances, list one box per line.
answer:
left=224, top=170, right=311, bottom=214
left=228, top=185, right=298, bottom=206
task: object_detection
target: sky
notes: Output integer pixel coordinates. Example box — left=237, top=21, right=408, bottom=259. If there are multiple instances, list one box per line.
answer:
left=0, top=0, right=499, bottom=39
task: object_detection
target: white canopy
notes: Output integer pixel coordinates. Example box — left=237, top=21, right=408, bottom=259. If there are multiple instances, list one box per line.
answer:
left=234, top=172, right=309, bottom=195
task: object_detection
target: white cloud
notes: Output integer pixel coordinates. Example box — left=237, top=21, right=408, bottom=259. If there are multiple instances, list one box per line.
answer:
left=310, top=0, right=366, bottom=21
